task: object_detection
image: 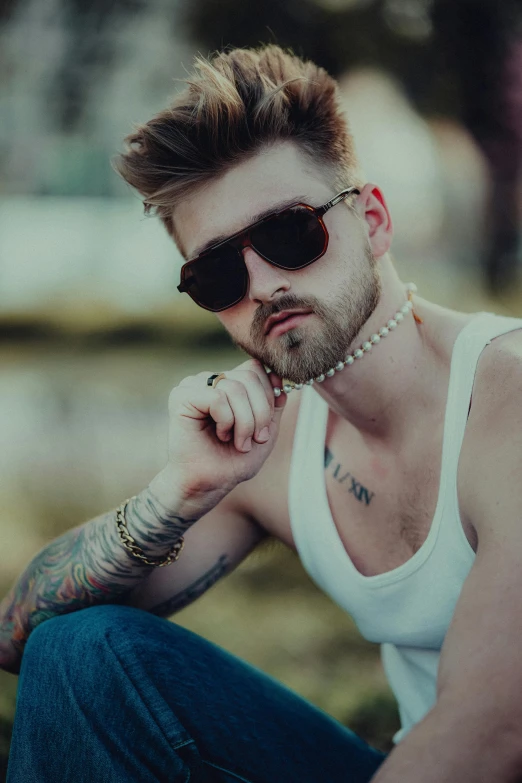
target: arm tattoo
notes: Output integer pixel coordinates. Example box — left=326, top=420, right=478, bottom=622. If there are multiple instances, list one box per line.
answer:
left=0, top=486, right=199, bottom=667
left=126, top=491, right=196, bottom=552
left=149, top=555, right=230, bottom=617
left=324, top=446, right=375, bottom=507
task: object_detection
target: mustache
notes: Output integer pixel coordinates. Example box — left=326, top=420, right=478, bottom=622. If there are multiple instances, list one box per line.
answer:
left=250, top=294, right=323, bottom=341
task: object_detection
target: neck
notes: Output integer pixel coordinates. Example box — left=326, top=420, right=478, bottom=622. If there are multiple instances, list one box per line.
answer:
left=304, top=264, right=457, bottom=446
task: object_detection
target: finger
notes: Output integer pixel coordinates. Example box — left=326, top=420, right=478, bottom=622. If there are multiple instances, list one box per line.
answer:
left=228, top=370, right=273, bottom=443
left=239, top=366, right=287, bottom=422
left=208, top=390, right=235, bottom=442
left=171, top=386, right=235, bottom=441
left=235, top=359, right=277, bottom=405
left=211, top=379, right=256, bottom=452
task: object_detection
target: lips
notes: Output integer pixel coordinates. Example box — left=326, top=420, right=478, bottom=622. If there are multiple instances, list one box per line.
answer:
left=264, top=309, right=313, bottom=335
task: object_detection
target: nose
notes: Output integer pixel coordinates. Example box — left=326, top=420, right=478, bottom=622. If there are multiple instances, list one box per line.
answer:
left=242, top=247, right=291, bottom=304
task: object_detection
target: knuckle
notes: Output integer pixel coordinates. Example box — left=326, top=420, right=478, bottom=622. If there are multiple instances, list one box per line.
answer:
left=224, top=379, right=246, bottom=395
left=170, top=374, right=197, bottom=399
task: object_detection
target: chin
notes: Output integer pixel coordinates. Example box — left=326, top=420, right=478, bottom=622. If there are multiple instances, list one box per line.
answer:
left=267, top=340, right=343, bottom=384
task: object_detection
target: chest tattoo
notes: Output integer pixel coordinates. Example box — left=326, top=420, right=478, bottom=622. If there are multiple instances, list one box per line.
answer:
left=324, top=446, right=375, bottom=507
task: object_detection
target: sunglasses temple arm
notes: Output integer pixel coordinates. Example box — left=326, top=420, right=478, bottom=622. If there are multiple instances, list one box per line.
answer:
left=317, top=186, right=360, bottom=217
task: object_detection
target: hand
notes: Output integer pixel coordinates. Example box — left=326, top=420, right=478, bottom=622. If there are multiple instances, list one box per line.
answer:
left=161, top=359, right=287, bottom=503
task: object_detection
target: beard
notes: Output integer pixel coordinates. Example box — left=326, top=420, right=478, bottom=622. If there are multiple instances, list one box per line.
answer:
left=233, top=247, right=382, bottom=384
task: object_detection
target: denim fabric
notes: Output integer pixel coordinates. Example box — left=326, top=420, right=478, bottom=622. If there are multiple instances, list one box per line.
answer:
left=7, top=605, right=386, bottom=782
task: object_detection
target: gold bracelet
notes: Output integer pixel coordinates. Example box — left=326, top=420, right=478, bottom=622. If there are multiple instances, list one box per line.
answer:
left=115, top=497, right=185, bottom=568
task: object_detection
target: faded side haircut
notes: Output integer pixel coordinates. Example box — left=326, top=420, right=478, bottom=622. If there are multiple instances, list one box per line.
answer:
left=113, top=44, right=363, bottom=255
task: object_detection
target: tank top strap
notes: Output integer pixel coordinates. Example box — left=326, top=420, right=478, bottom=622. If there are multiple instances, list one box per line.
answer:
left=292, top=383, right=328, bottom=454
left=439, top=312, right=522, bottom=488
left=289, top=385, right=329, bottom=565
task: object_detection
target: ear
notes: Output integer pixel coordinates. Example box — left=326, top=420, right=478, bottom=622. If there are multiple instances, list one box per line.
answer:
left=356, top=184, right=393, bottom=258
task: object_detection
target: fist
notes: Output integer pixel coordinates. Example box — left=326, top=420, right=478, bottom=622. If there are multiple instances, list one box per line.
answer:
left=165, top=359, right=287, bottom=497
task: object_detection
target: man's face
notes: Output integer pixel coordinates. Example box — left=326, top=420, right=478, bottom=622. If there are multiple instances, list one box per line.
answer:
left=174, top=142, right=382, bottom=383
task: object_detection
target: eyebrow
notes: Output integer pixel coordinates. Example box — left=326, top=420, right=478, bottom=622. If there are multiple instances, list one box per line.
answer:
left=189, top=194, right=310, bottom=259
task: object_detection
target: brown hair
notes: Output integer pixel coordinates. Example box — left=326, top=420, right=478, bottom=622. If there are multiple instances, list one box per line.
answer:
left=113, top=44, right=362, bottom=255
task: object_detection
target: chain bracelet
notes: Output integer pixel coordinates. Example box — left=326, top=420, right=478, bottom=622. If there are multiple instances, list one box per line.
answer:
left=115, top=497, right=185, bottom=568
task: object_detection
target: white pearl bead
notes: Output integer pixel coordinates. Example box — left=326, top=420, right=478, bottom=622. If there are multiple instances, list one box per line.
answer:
left=407, top=282, right=417, bottom=293
left=281, top=294, right=415, bottom=393
left=273, top=387, right=281, bottom=397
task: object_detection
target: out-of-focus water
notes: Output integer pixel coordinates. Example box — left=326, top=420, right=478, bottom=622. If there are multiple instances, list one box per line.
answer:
left=0, top=343, right=242, bottom=582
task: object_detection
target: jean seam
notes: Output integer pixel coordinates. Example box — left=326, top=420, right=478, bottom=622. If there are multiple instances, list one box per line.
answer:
left=103, top=626, right=195, bottom=754
left=202, top=760, right=255, bottom=783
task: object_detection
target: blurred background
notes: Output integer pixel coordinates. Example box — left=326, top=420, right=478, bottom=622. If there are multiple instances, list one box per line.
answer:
left=1, top=0, right=522, bottom=775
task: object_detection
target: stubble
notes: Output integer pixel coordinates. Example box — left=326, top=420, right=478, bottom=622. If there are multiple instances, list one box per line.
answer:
left=234, top=250, right=382, bottom=383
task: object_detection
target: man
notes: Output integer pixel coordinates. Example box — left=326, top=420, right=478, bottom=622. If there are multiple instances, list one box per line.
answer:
left=3, top=44, right=522, bottom=783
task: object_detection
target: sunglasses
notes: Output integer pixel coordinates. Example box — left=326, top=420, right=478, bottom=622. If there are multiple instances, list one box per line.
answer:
left=177, top=186, right=360, bottom=312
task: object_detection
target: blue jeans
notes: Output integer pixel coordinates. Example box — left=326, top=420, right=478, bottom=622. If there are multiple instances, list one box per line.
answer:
left=7, top=605, right=387, bottom=782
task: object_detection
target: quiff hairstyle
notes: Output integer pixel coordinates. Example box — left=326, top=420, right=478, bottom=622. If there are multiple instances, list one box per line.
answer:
left=114, top=44, right=363, bottom=256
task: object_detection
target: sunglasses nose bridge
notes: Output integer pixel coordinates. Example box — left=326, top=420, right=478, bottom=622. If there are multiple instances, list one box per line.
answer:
left=237, top=230, right=254, bottom=254
left=234, top=229, right=269, bottom=267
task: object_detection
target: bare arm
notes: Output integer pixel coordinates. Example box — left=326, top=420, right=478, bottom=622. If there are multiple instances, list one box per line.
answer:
left=370, top=345, right=522, bottom=783
left=123, top=493, right=265, bottom=617
left=0, top=358, right=285, bottom=674
left=0, top=480, right=193, bottom=672
left=0, top=479, right=263, bottom=674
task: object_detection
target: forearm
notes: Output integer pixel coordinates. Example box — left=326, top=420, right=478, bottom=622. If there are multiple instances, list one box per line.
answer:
left=0, top=472, right=200, bottom=673
left=371, top=701, right=522, bottom=783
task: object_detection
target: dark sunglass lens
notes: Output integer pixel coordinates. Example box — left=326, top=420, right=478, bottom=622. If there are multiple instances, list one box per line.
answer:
left=251, top=207, right=325, bottom=268
left=183, top=248, right=246, bottom=311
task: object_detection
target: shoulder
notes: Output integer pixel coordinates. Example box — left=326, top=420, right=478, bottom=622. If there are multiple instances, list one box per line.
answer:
left=459, top=324, right=522, bottom=535
left=468, top=326, right=522, bottom=422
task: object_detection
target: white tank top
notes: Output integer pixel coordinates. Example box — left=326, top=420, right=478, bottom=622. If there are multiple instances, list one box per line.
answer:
left=289, top=312, right=522, bottom=744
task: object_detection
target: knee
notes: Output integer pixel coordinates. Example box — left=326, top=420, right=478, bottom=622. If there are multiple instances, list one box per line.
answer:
left=22, top=604, right=147, bottom=673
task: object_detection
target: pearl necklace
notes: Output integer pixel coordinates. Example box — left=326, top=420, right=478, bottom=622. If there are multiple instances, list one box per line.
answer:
left=272, top=282, right=418, bottom=396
